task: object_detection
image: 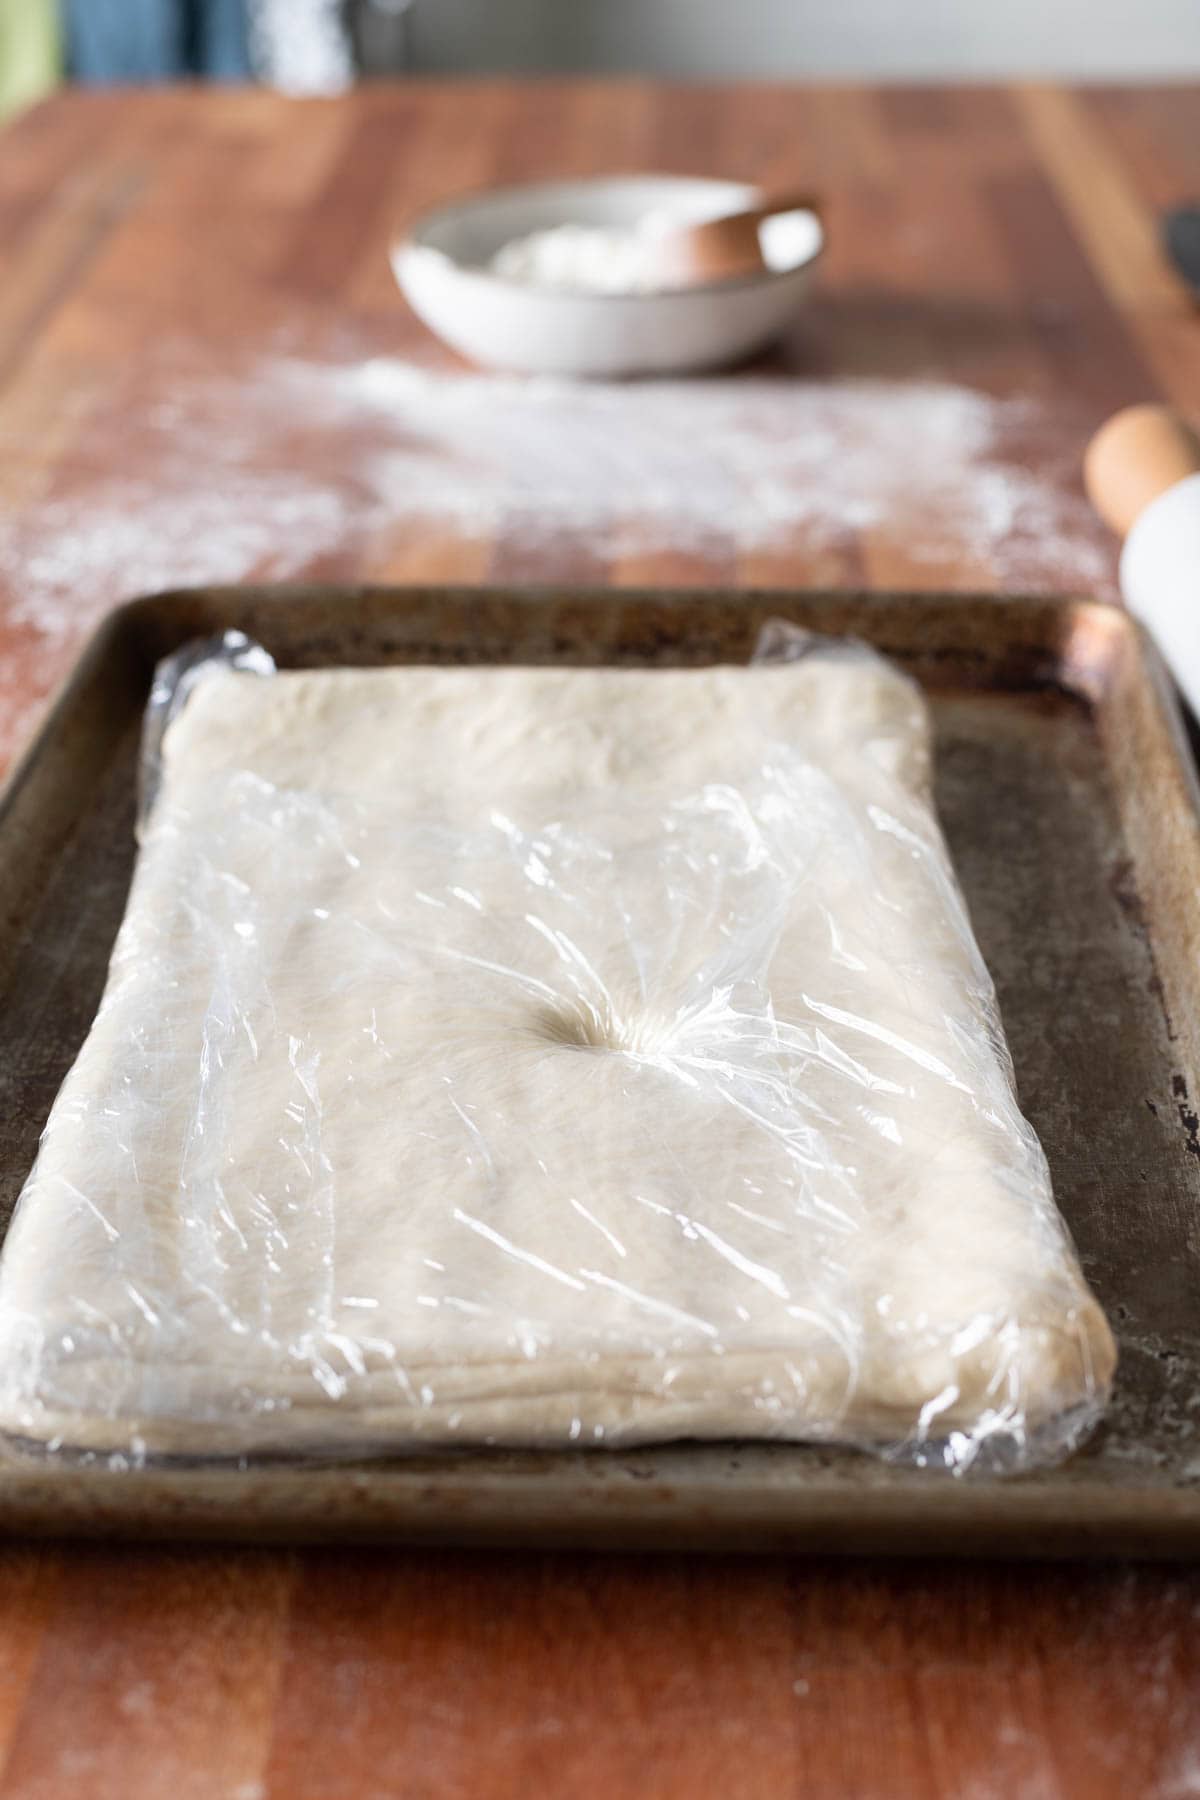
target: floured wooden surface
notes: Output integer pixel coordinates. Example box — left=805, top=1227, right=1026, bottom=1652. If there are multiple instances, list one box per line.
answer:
left=0, top=346, right=1117, bottom=771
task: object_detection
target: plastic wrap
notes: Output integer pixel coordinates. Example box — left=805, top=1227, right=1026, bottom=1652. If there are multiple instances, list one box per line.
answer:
left=0, top=625, right=1115, bottom=1470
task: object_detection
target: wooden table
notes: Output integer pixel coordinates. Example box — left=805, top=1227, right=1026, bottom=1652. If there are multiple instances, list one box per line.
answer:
left=0, top=79, right=1198, bottom=1798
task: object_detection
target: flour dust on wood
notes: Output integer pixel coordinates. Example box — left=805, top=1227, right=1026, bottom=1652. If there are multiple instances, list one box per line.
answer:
left=0, top=344, right=1115, bottom=764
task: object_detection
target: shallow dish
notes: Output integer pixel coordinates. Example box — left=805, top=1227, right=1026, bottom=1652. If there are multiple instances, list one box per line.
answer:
left=2, top=585, right=1200, bottom=1554
left=391, top=175, right=824, bottom=376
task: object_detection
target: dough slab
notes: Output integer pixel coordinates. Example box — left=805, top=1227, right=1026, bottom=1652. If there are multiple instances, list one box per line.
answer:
left=0, top=648, right=1116, bottom=1462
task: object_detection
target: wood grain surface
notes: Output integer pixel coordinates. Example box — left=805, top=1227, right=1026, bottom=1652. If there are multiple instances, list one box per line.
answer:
left=0, top=79, right=1198, bottom=1797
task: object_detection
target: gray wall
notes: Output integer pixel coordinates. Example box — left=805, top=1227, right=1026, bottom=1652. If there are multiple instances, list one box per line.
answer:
left=384, top=0, right=1200, bottom=79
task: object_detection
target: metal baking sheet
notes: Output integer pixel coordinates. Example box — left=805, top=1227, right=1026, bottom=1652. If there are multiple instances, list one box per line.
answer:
left=2, top=584, right=1199, bottom=1557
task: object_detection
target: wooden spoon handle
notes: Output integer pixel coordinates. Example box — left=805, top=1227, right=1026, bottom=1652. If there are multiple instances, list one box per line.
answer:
left=682, top=191, right=825, bottom=244
left=737, top=190, right=825, bottom=231
left=657, top=190, right=825, bottom=284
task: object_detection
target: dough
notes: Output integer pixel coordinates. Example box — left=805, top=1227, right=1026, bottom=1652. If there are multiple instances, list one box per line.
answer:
left=0, top=649, right=1115, bottom=1461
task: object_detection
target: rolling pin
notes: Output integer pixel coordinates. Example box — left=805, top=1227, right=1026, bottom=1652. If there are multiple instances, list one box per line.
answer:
left=1085, top=403, right=1200, bottom=716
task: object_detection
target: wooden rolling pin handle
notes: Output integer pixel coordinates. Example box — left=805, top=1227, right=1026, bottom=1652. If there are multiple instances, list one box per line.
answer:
left=1084, top=403, right=1200, bottom=722
left=1084, top=403, right=1200, bottom=539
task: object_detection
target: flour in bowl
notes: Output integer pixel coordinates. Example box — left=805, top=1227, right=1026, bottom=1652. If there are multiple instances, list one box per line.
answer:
left=489, top=217, right=674, bottom=293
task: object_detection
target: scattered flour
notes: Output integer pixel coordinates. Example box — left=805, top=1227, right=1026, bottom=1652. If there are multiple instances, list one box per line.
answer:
left=323, top=358, right=1112, bottom=577
left=11, top=473, right=350, bottom=624
left=0, top=345, right=1116, bottom=763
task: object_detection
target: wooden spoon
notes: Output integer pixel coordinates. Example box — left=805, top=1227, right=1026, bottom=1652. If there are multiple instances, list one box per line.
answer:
left=647, top=190, right=823, bottom=287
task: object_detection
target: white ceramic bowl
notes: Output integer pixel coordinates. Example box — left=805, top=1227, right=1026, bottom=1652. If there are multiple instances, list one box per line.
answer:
left=392, top=175, right=824, bottom=378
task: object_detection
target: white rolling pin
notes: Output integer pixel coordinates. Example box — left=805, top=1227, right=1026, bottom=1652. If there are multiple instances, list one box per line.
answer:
left=1085, top=404, right=1200, bottom=716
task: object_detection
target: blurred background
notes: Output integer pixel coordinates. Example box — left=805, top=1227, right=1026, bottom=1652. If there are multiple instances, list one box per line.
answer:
left=3, top=0, right=1199, bottom=120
